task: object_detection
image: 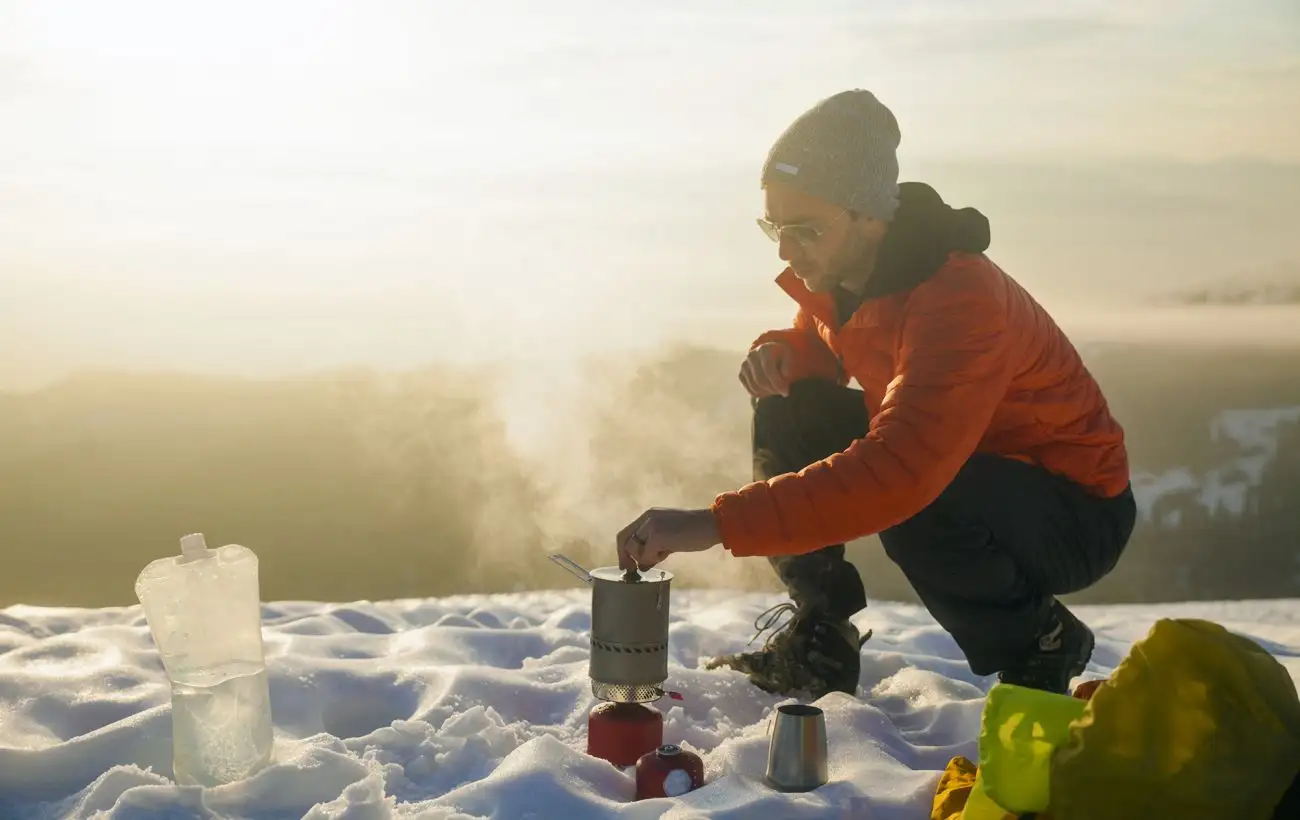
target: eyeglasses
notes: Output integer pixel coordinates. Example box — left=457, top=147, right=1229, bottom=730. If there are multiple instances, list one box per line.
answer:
left=756, top=209, right=849, bottom=247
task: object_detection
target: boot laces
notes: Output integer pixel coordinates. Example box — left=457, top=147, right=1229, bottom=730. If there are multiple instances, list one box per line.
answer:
left=746, top=602, right=801, bottom=650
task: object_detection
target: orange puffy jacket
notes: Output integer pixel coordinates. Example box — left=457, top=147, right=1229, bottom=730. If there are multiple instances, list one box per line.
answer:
left=711, top=183, right=1129, bottom=558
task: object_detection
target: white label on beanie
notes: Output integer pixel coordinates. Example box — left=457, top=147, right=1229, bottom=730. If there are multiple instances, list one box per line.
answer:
left=774, top=162, right=800, bottom=176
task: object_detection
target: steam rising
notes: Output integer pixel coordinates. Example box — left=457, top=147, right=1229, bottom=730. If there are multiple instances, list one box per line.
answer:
left=0, top=347, right=779, bottom=607
left=3, top=310, right=1300, bottom=607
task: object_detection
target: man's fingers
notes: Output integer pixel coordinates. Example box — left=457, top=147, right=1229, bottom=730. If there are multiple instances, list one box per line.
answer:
left=773, top=347, right=794, bottom=393
left=759, top=347, right=791, bottom=397
left=637, top=534, right=666, bottom=570
left=620, top=538, right=647, bottom=570
left=754, top=358, right=780, bottom=396
left=624, top=532, right=658, bottom=571
left=739, top=359, right=773, bottom=398
left=738, top=361, right=760, bottom=397
left=749, top=354, right=781, bottom=397
left=616, top=513, right=650, bottom=570
left=620, top=514, right=663, bottom=570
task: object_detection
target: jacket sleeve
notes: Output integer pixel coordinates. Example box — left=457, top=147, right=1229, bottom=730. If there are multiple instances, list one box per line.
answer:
left=712, top=276, right=1014, bottom=557
left=748, top=306, right=846, bottom=386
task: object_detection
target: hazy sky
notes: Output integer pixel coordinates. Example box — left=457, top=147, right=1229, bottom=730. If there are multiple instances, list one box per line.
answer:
left=2, top=0, right=1299, bottom=388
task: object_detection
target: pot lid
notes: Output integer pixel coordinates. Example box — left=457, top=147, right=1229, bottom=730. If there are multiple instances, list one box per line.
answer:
left=589, top=566, right=674, bottom=583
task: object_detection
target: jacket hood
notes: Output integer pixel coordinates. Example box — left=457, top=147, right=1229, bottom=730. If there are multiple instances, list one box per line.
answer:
left=858, top=181, right=991, bottom=300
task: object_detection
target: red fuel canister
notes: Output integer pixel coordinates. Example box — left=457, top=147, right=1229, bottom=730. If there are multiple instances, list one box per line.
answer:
left=587, top=701, right=663, bottom=767
left=635, top=744, right=705, bottom=799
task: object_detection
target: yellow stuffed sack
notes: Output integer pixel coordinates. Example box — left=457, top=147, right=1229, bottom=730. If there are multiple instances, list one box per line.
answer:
left=1049, top=618, right=1300, bottom=820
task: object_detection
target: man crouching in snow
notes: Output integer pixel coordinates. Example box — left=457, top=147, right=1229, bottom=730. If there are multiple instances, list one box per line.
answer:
left=615, top=89, right=1136, bottom=699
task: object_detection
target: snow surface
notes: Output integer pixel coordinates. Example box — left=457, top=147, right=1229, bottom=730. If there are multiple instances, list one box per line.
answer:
left=3, top=591, right=1300, bottom=819
left=1133, top=405, right=1300, bottom=521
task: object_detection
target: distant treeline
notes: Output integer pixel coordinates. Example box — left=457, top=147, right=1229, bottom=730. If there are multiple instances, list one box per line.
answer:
left=1, top=340, right=1298, bottom=607
left=1151, top=261, right=1300, bottom=306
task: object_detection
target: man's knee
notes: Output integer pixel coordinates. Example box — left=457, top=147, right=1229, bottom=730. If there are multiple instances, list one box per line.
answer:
left=753, top=378, right=847, bottom=424
left=753, top=379, right=866, bottom=481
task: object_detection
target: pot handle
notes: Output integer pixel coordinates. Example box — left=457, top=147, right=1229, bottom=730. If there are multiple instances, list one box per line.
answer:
left=548, top=553, right=593, bottom=585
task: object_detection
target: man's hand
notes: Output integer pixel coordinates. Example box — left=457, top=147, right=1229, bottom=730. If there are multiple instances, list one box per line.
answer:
left=739, top=342, right=794, bottom=398
left=617, top=507, right=721, bottom=571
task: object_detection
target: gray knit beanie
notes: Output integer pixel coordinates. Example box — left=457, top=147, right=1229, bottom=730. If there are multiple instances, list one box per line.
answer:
left=761, top=89, right=901, bottom=222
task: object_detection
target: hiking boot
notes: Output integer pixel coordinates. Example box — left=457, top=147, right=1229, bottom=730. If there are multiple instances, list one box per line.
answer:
left=997, top=600, right=1095, bottom=694
left=704, top=602, right=871, bottom=699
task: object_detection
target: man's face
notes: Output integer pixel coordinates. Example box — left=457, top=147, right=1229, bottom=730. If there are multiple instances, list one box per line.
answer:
left=761, top=181, right=877, bottom=293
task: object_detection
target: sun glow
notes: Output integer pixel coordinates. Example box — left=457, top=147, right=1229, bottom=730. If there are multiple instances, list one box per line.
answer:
left=2, top=0, right=1297, bottom=388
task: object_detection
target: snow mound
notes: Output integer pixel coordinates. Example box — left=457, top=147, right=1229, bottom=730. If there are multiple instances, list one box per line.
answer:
left=2, top=592, right=1300, bottom=818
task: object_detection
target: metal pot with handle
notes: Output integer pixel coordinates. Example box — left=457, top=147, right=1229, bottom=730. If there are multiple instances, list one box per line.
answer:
left=550, top=555, right=673, bottom=703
